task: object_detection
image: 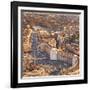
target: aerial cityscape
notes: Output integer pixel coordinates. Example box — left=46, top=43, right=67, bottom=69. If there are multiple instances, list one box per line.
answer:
left=21, top=11, right=80, bottom=77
